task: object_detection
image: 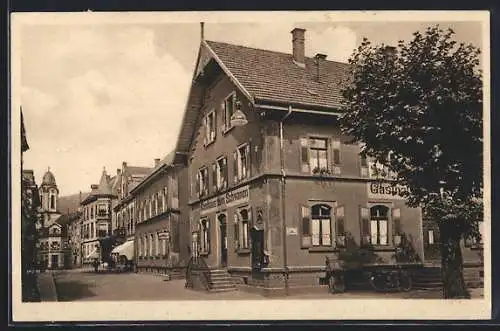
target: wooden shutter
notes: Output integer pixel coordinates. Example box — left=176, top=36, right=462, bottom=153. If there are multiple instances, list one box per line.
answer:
left=233, top=150, right=238, bottom=184
left=392, top=208, right=401, bottom=235
left=206, top=219, right=211, bottom=254
left=222, top=157, right=228, bottom=189
left=221, top=101, right=226, bottom=131
left=360, top=153, right=369, bottom=177
left=213, top=110, right=217, bottom=140
left=299, top=137, right=310, bottom=173
left=301, top=205, right=311, bottom=247
left=336, top=205, right=345, bottom=247
left=195, top=171, right=200, bottom=196
left=203, top=116, right=208, bottom=146
left=245, top=143, right=251, bottom=179
left=360, top=206, right=370, bottom=246
left=212, top=163, right=217, bottom=192
left=233, top=213, right=239, bottom=251
left=330, top=138, right=341, bottom=174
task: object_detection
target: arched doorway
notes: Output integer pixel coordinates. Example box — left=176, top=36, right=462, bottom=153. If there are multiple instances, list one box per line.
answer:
left=218, top=213, right=228, bottom=267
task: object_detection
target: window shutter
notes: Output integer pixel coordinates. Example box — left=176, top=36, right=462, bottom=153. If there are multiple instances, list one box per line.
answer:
left=203, top=116, right=208, bottom=146
left=246, top=143, right=251, bottom=178
left=392, top=208, right=401, bottom=235
left=223, top=158, right=228, bottom=189
left=212, top=163, right=217, bottom=192
left=233, top=150, right=238, bottom=184
left=195, top=171, right=200, bottom=196
left=336, top=205, right=346, bottom=247
left=221, top=101, right=226, bottom=130
left=213, top=110, right=217, bottom=140
left=234, top=213, right=239, bottom=251
left=330, top=138, right=341, bottom=174
left=360, top=154, right=369, bottom=177
left=301, top=205, right=311, bottom=247
left=206, top=219, right=211, bottom=254
left=299, top=137, right=310, bottom=173
left=360, top=206, right=370, bottom=246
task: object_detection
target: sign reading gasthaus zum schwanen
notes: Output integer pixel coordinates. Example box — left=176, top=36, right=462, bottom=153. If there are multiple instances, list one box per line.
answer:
left=200, top=185, right=250, bottom=215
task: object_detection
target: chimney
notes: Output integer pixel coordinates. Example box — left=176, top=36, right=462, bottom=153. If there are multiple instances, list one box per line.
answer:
left=314, top=53, right=327, bottom=82
left=91, top=184, right=98, bottom=190
left=154, top=158, right=161, bottom=167
left=200, top=22, right=205, bottom=41
left=291, top=28, right=306, bottom=67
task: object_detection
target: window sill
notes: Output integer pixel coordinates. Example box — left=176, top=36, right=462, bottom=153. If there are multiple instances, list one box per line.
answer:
left=236, top=248, right=251, bottom=255
left=304, top=246, right=340, bottom=253
left=204, top=139, right=216, bottom=148
left=223, top=125, right=235, bottom=135
left=199, top=251, right=210, bottom=256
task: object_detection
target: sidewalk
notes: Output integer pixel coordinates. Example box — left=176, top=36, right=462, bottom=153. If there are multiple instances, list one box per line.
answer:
left=36, top=272, right=58, bottom=302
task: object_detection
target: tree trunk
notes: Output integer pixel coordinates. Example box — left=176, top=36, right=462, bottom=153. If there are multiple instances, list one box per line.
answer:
left=439, top=223, right=470, bottom=299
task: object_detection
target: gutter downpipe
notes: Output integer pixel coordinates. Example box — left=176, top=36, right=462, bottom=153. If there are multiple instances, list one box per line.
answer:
left=280, top=105, right=293, bottom=296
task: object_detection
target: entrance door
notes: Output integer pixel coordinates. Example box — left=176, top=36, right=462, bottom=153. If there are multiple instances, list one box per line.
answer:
left=251, top=229, right=265, bottom=270
left=51, top=255, right=58, bottom=269
left=218, top=214, right=228, bottom=267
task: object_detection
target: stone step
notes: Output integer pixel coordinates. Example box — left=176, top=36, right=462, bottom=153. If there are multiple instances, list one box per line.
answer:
left=208, top=287, right=238, bottom=293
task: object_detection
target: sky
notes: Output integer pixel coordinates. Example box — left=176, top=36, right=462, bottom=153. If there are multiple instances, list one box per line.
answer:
left=17, top=15, right=483, bottom=196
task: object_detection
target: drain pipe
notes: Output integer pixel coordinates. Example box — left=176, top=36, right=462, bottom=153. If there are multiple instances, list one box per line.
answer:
left=280, top=105, right=293, bottom=296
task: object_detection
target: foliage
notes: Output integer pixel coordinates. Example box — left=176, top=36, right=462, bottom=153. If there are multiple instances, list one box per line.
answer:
left=337, top=233, right=383, bottom=270
left=340, top=25, right=482, bottom=207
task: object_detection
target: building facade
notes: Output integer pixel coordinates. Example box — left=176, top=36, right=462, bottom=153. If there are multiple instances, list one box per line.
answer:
left=36, top=169, right=69, bottom=269
left=174, top=28, right=425, bottom=295
left=132, top=153, right=189, bottom=276
left=79, top=169, right=116, bottom=265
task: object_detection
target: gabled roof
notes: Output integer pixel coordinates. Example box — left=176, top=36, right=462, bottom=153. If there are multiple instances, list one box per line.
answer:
left=129, top=151, right=175, bottom=195
left=205, top=40, right=350, bottom=110
left=97, top=169, right=112, bottom=195
left=174, top=38, right=350, bottom=163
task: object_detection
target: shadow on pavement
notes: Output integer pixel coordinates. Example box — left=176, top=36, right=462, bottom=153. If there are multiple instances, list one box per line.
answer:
left=54, top=277, right=96, bottom=301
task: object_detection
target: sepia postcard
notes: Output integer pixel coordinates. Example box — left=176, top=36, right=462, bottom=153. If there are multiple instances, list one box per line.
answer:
left=10, top=10, right=491, bottom=322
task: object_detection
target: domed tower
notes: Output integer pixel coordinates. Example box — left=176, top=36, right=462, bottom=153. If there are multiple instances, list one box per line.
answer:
left=39, top=167, right=61, bottom=226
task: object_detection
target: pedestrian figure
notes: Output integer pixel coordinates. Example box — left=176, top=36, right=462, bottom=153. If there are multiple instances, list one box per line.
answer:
left=93, top=258, right=99, bottom=273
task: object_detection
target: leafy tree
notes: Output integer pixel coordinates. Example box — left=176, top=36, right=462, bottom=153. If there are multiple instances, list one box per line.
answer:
left=340, top=26, right=483, bottom=298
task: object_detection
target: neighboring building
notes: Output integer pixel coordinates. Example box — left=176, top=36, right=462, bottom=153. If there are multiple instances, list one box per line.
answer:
left=174, top=28, right=425, bottom=295
left=131, top=152, right=189, bottom=276
left=36, top=168, right=69, bottom=269
left=79, top=169, right=117, bottom=265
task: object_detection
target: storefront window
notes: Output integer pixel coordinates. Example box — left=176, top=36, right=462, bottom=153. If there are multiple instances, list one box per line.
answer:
left=311, top=204, right=332, bottom=247
left=370, top=205, right=389, bottom=245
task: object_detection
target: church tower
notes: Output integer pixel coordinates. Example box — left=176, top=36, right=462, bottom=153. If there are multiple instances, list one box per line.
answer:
left=38, top=167, right=61, bottom=227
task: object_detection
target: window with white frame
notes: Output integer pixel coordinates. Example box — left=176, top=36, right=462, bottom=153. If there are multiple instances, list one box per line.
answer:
left=369, top=205, right=389, bottom=245
left=216, top=156, right=228, bottom=190
left=300, top=137, right=341, bottom=175
left=310, top=138, right=329, bottom=174
left=149, top=233, right=153, bottom=257
left=234, top=144, right=250, bottom=183
left=235, top=208, right=250, bottom=250
left=199, top=218, right=210, bottom=254
left=204, top=110, right=216, bottom=145
left=310, top=204, right=332, bottom=247
left=197, top=167, right=209, bottom=197
left=368, top=152, right=397, bottom=179
left=223, top=92, right=236, bottom=130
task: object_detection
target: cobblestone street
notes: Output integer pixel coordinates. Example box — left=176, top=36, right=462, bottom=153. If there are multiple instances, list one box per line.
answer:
left=52, top=270, right=484, bottom=301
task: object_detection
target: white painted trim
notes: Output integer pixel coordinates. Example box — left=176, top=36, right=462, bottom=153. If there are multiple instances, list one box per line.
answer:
left=255, top=103, right=342, bottom=117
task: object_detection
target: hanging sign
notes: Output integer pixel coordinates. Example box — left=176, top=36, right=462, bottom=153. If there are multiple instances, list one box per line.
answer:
left=200, top=185, right=250, bottom=215
left=368, top=182, right=408, bottom=200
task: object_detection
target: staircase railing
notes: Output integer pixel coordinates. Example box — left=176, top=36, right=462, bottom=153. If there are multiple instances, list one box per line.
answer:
left=185, top=253, right=211, bottom=291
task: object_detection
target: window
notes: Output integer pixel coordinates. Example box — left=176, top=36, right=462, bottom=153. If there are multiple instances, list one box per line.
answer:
left=50, top=194, right=55, bottom=210
left=97, top=223, right=107, bottom=238
left=428, top=230, right=435, bottom=245
left=223, top=92, right=236, bottom=130
left=311, top=204, right=332, bottom=247
left=197, top=167, right=209, bottom=197
left=97, top=203, right=108, bottom=217
left=90, top=205, right=94, bottom=219
left=90, top=222, right=95, bottom=239
left=361, top=205, right=389, bottom=246
left=158, top=191, right=163, bottom=213
left=310, top=138, right=328, bottom=174
left=368, top=152, right=397, bottom=179
left=233, top=144, right=250, bottom=183
left=149, top=233, right=153, bottom=257
left=199, top=218, right=210, bottom=254
left=162, top=187, right=167, bottom=212
left=238, top=209, right=250, bottom=250
left=204, top=110, right=216, bottom=145
left=154, top=232, right=158, bottom=256
left=215, top=157, right=228, bottom=191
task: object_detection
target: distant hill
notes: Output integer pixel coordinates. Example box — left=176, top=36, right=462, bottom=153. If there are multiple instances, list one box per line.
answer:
left=58, top=192, right=89, bottom=214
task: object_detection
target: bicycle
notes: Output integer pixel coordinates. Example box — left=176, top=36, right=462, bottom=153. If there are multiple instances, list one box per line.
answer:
left=368, top=265, right=412, bottom=292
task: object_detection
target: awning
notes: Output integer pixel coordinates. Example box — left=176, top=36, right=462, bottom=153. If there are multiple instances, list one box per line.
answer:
left=86, top=248, right=99, bottom=259
left=111, top=240, right=134, bottom=261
